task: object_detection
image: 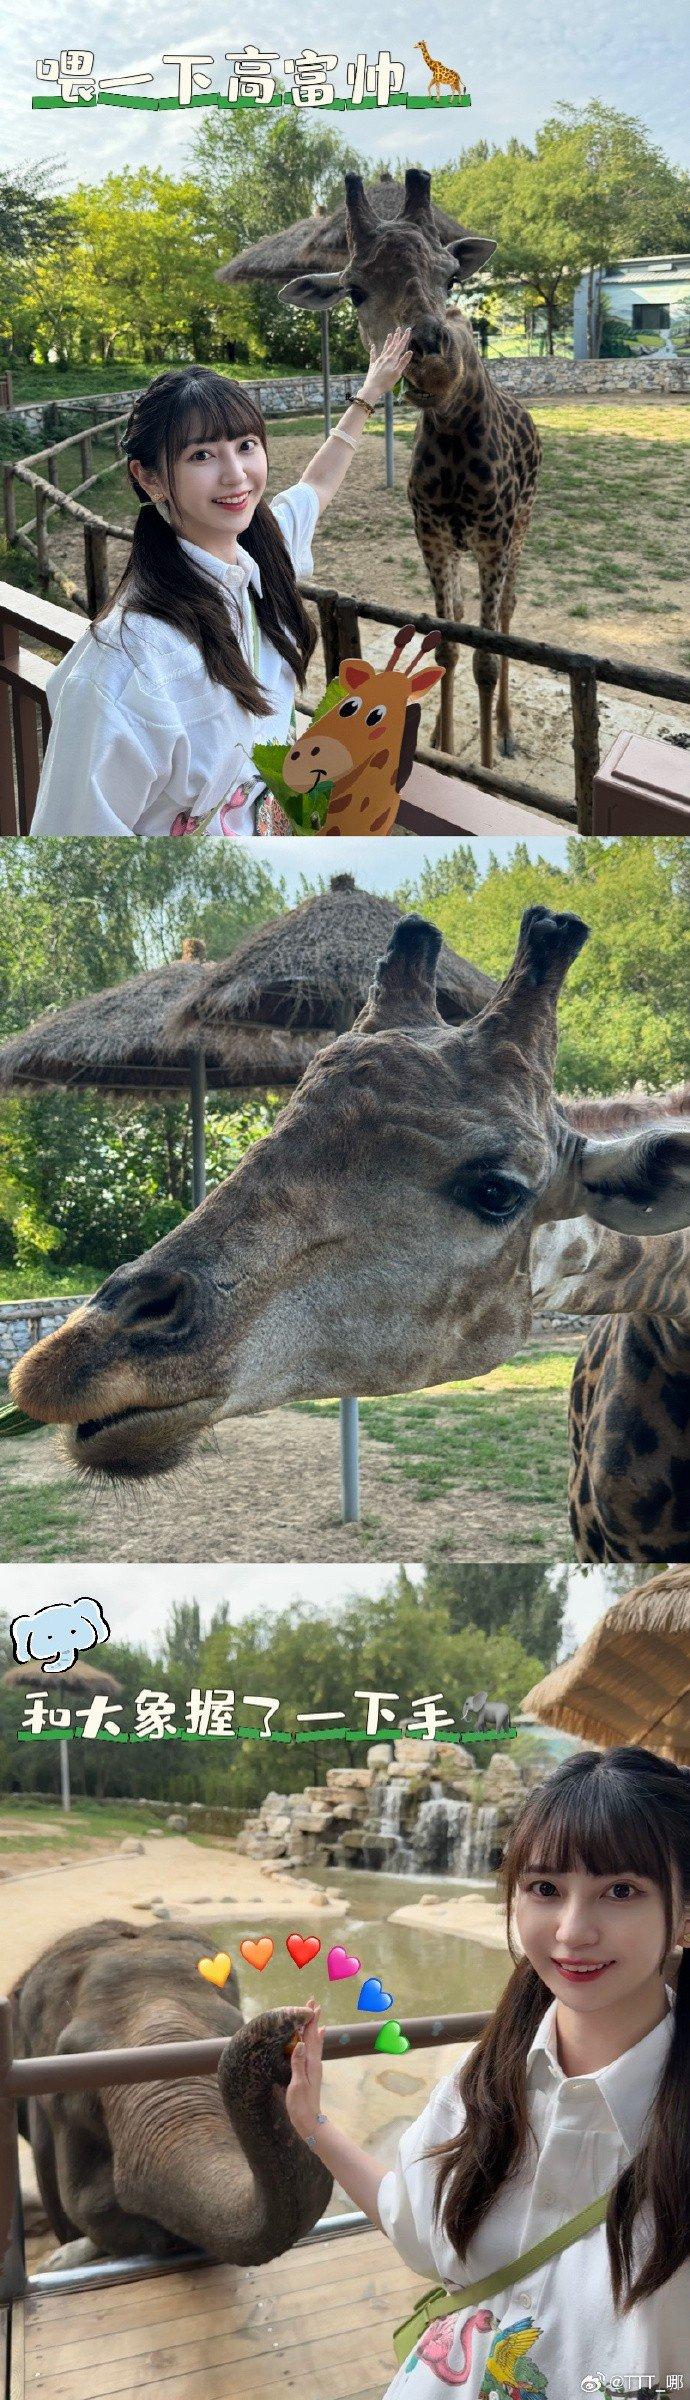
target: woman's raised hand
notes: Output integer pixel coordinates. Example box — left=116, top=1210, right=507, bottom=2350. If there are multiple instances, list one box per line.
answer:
left=284, top=1997, right=325, bottom=2139
left=359, top=327, right=414, bottom=405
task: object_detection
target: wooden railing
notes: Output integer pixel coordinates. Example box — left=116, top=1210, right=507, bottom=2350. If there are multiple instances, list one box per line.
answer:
left=0, top=1992, right=490, bottom=2301
left=3, top=551, right=690, bottom=833
left=3, top=413, right=128, bottom=613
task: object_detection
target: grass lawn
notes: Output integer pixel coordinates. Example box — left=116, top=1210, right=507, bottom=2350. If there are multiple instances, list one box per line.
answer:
left=0, top=1266, right=105, bottom=1300
left=298, top=1351, right=574, bottom=1538
left=0, top=1481, right=87, bottom=1557
left=0, top=1795, right=178, bottom=1848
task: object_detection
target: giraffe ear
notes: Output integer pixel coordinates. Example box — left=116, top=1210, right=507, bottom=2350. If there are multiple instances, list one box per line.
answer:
left=340, top=659, right=371, bottom=690
left=445, top=237, right=497, bottom=283
left=574, top=1125, right=690, bottom=1235
left=355, top=916, right=443, bottom=1032
left=279, top=273, right=345, bottom=313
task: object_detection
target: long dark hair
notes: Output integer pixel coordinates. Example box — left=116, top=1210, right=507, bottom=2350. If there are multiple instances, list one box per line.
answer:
left=94, top=368, right=317, bottom=711
left=429, top=1747, right=690, bottom=2311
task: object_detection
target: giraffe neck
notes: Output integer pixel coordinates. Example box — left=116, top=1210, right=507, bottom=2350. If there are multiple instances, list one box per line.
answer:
left=419, top=41, right=434, bottom=64
left=531, top=1219, right=690, bottom=1331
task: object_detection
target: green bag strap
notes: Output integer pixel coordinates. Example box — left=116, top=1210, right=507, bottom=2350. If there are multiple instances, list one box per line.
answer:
left=392, top=2185, right=614, bottom=2367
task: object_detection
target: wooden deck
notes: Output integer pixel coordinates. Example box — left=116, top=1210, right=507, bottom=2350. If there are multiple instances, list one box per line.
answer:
left=6, top=2231, right=428, bottom=2400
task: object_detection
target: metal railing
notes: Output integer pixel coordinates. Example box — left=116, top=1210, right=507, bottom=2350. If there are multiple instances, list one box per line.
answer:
left=0, top=1990, right=490, bottom=2303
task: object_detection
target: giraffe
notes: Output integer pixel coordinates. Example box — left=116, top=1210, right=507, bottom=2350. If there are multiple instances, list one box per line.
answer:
left=10, top=909, right=690, bottom=1561
left=281, top=626, right=443, bottom=833
left=530, top=1088, right=690, bottom=1563
left=415, top=40, right=466, bottom=97
left=281, top=168, right=541, bottom=764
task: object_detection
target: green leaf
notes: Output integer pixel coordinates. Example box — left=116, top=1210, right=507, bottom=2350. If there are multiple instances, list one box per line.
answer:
left=251, top=679, right=346, bottom=831
left=0, top=1402, right=43, bottom=1438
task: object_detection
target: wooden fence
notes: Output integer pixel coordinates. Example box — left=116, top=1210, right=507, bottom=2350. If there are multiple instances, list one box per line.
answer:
left=3, top=413, right=690, bottom=831
left=0, top=1993, right=490, bottom=2301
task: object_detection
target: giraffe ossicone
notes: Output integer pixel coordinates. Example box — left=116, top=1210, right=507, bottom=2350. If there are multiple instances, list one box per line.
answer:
left=9, top=904, right=690, bottom=1562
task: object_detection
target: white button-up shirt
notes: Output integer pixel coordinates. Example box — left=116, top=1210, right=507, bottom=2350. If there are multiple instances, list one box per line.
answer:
left=30, top=482, right=320, bottom=837
left=377, top=1995, right=686, bottom=2399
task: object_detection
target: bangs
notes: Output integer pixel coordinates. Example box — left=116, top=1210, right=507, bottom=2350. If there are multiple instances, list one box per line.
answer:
left=163, top=375, right=266, bottom=479
left=504, top=1751, right=674, bottom=1921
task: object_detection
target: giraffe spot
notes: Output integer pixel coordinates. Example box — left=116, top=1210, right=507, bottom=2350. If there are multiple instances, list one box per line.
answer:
left=636, top=1481, right=673, bottom=1533
left=631, top=1417, right=660, bottom=1458
left=602, top=1439, right=632, bottom=1481
left=659, top=1377, right=690, bottom=1431
left=327, top=793, right=354, bottom=816
left=369, top=807, right=394, bottom=832
left=366, top=748, right=391, bottom=771
left=625, top=1326, right=656, bottom=1379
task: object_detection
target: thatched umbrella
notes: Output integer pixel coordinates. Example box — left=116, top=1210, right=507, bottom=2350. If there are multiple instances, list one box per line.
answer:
left=4, top=1659, right=124, bottom=1812
left=521, top=1571, right=690, bottom=1764
left=217, top=171, right=471, bottom=471
left=168, top=873, right=496, bottom=1043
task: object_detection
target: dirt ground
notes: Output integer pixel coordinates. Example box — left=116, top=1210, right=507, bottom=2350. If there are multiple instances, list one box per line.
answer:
left=0, top=1398, right=571, bottom=1563
left=39, top=398, right=690, bottom=810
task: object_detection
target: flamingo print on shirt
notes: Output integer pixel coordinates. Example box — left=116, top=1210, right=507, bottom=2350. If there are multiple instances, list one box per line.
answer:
left=404, top=2312, right=547, bottom=2395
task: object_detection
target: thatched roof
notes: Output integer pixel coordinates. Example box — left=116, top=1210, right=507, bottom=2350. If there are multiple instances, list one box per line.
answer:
left=4, top=1661, right=124, bottom=1698
left=169, top=874, right=496, bottom=1039
left=0, top=950, right=328, bottom=1096
left=521, top=1571, right=690, bottom=1765
left=217, top=174, right=469, bottom=285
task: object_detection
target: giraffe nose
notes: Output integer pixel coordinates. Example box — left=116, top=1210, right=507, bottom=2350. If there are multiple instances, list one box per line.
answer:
left=95, top=1265, right=205, bottom=1348
left=410, top=318, right=453, bottom=360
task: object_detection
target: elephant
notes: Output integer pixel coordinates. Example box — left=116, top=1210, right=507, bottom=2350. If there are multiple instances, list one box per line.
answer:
left=9, top=1920, right=332, bottom=2270
left=461, top=1693, right=511, bottom=1733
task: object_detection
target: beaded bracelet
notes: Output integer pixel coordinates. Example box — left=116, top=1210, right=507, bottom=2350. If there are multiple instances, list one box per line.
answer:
left=305, top=2112, right=328, bottom=2149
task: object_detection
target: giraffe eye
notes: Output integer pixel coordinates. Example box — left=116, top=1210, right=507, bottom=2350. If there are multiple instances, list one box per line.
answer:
left=365, top=704, right=386, bottom=727
left=450, top=1171, right=531, bottom=1221
left=338, top=697, right=362, bottom=717
left=348, top=284, right=367, bottom=307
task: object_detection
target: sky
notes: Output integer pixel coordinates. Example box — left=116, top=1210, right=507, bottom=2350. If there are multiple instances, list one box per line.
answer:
left=3, top=0, right=689, bottom=185
left=0, top=1560, right=624, bottom=1658
left=247, top=833, right=571, bottom=899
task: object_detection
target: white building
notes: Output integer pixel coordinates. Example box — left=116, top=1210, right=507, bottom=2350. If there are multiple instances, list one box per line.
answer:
left=573, top=253, right=690, bottom=357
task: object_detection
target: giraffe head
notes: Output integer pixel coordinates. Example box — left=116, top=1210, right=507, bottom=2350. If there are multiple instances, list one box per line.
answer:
left=280, top=169, right=496, bottom=409
left=11, top=909, right=690, bottom=1482
left=282, top=629, right=443, bottom=820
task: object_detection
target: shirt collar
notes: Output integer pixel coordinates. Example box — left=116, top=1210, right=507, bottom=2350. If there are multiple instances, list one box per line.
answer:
left=179, top=534, right=262, bottom=598
left=527, top=1992, right=675, bottom=2152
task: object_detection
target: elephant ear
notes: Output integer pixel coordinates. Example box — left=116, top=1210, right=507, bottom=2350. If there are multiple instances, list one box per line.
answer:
left=475, top=1692, right=488, bottom=1709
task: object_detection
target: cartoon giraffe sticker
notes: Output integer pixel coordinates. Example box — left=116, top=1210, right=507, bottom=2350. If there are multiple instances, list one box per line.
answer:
left=415, top=40, right=466, bottom=96
left=281, top=626, right=443, bottom=834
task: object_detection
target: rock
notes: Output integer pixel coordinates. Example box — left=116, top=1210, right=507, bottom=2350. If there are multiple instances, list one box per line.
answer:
left=120, top=1838, right=144, bottom=1855
left=165, top=1814, right=188, bottom=1832
left=148, top=1828, right=165, bottom=1838
left=151, top=1903, right=170, bottom=1918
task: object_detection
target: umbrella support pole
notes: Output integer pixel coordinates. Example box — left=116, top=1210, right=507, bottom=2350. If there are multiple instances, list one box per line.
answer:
left=190, top=1049, right=206, bottom=1209
left=384, top=391, right=394, bottom=487
left=59, top=1738, right=71, bottom=1814
left=339, top=1396, right=360, bottom=1522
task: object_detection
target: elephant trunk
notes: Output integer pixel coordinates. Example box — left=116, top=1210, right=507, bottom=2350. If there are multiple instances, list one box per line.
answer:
left=104, top=2043, right=332, bottom=2265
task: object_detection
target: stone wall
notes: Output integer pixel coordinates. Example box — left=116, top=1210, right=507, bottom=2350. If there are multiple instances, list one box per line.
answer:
left=6, top=354, right=689, bottom=446
left=0, top=1295, right=83, bottom=1379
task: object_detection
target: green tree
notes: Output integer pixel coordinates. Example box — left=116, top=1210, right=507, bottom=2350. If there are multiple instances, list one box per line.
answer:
left=190, top=110, right=367, bottom=370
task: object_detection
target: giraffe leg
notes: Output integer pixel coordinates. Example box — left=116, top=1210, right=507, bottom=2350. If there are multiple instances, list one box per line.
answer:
left=496, top=514, right=530, bottom=758
left=416, top=531, right=460, bottom=752
left=473, top=550, right=508, bottom=772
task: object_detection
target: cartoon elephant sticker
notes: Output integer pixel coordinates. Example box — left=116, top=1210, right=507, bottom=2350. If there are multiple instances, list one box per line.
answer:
left=10, top=1596, right=110, bottom=1675
left=461, top=1692, right=511, bottom=1732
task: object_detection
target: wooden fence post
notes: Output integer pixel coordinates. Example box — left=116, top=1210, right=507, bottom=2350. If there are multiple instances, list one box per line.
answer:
left=79, top=432, right=93, bottom=481
left=84, top=525, right=110, bottom=615
left=0, top=1998, right=26, bottom=2302
left=35, top=489, right=50, bottom=587
left=569, top=661, right=600, bottom=832
left=3, top=465, right=16, bottom=544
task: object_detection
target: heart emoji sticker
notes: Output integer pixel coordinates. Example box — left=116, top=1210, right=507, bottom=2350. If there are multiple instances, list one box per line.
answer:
left=197, top=1952, right=233, bottom=1989
left=239, top=1937, right=274, bottom=1972
left=357, top=1977, right=394, bottom=2013
left=374, top=2022, right=410, bottom=2055
left=326, top=1945, right=361, bottom=1982
left=286, top=1934, right=321, bottom=1970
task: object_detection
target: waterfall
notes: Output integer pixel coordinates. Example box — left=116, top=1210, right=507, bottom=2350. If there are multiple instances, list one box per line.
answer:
left=375, top=1775, right=413, bottom=1869
left=451, top=1803, right=500, bottom=1877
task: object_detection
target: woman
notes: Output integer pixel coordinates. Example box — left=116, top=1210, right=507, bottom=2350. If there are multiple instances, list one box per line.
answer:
left=31, top=340, right=411, bottom=835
